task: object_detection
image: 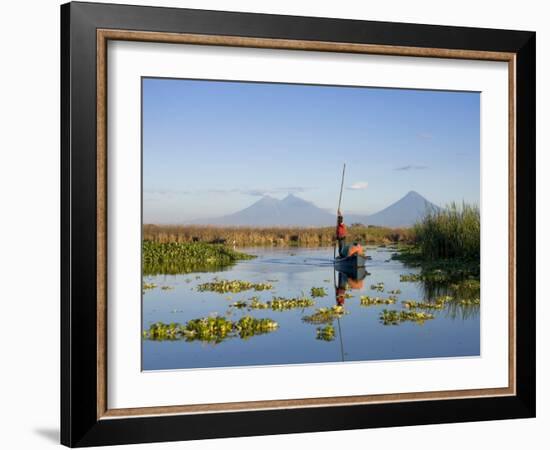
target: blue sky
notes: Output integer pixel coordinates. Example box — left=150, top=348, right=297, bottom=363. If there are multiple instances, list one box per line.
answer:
left=143, top=78, right=480, bottom=224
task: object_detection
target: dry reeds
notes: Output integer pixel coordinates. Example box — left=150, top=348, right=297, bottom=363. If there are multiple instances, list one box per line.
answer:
left=143, top=224, right=413, bottom=247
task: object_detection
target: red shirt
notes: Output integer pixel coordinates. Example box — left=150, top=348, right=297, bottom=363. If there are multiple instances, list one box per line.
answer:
left=337, top=223, right=347, bottom=238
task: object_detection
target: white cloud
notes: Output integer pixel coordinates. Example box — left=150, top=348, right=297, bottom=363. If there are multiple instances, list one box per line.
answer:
left=348, top=181, right=369, bottom=190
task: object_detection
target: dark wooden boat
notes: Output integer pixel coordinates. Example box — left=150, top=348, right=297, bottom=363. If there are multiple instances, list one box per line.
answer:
left=334, top=253, right=367, bottom=274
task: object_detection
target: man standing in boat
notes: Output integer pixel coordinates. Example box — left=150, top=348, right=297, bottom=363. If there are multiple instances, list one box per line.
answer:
left=336, top=209, right=347, bottom=257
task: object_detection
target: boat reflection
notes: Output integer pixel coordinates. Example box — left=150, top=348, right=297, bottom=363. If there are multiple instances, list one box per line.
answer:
left=335, top=267, right=369, bottom=305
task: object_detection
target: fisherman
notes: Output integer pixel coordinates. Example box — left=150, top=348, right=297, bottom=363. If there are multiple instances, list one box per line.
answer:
left=336, top=210, right=347, bottom=257
left=348, top=241, right=364, bottom=257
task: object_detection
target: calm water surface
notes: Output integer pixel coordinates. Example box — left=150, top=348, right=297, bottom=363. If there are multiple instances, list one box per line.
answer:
left=142, top=246, right=480, bottom=370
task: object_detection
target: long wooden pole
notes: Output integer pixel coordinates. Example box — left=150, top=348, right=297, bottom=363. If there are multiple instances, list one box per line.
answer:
left=337, top=163, right=346, bottom=214
left=334, top=163, right=346, bottom=259
left=334, top=164, right=346, bottom=360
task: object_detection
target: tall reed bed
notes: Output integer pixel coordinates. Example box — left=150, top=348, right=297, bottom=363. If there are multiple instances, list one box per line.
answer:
left=143, top=224, right=413, bottom=247
left=413, top=202, right=480, bottom=260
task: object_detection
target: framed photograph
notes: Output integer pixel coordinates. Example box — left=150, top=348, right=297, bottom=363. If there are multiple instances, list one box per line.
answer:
left=61, top=1, right=536, bottom=447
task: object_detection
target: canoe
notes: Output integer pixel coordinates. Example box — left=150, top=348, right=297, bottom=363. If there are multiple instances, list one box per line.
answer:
left=334, top=253, right=367, bottom=274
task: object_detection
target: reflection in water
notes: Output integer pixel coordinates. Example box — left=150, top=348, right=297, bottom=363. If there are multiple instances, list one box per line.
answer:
left=333, top=269, right=369, bottom=362
left=142, top=246, right=480, bottom=370
left=335, top=268, right=368, bottom=306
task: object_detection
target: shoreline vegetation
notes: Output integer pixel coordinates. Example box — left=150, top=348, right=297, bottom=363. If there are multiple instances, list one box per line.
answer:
left=392, top=203, right=480, bottom=281
left=142, top=241, right=255, bottom=275
left=143, top=224, right=413, bottom=247
left=391, top=203, right=481, bottom=313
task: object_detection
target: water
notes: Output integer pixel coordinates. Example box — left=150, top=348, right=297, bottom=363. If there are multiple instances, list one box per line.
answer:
left=142, top=246, right=480, bottom=370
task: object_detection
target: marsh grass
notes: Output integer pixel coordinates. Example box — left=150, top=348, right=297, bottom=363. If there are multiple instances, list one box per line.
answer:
left=413, top=202, right=480, bottom=261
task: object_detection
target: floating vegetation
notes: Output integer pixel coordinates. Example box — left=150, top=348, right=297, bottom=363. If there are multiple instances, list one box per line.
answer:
left=459, top=298, right=480, bottom=306
left=235, top=316, right=279, bottom=339
left=310, top=287, right=328, bottom=298
left=399, top=269, right=454, bottom=283
left=231, top=296, right=315, bottom=311
left=449, top=279, right=481, bottom=302
left=394, top=250, right=479, bottom=284
left=249, top=296, right=269, bottom=310
left=143, top=315, right=278, bottom=343
left=184, top=317, right=236, bottom=342
left=400, top=273, right=422, bottom=282
left=370, top=282, right=385, bottom=292
left=230, top=300, right=248, bottom=309
left=197, top=279, right=273, bottom=294
left=452, top=279, right=480, bottom=290
left=160, top=286, right=174, bottom=291
left=402, top=300, right=441, bottom=310
left=302, top=305, right=346, bottom=325
left=145, top=322, right=186, bottom=340
left=143, top=241, right=255, bottom=275
left=379, top=309, right=435, bottom=325
left=316, top=325, right=336, bottom=341
left=270, top=296, right=315, bottom=310
left=360, top=295, right=396, bottom=306
left=388, top=289, right=402, bottom=295
left=143, top=282, right=157, bottom=291
left=402, top=295, right=454, bottom=310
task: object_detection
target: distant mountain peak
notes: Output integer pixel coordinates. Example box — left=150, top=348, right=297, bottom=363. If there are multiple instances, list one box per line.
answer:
left=281, top=193, right=312, bottom=206
left=364, top=191, right=439, bottom=227
left=404, top=190, right=422, bottom=198
left=253, top=195, right=278, bottom=204
left=191, top=192, right=439, bottom=228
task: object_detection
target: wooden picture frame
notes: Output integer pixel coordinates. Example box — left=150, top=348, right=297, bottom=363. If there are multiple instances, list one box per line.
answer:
left=61, top=1, right=535, bottom=447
